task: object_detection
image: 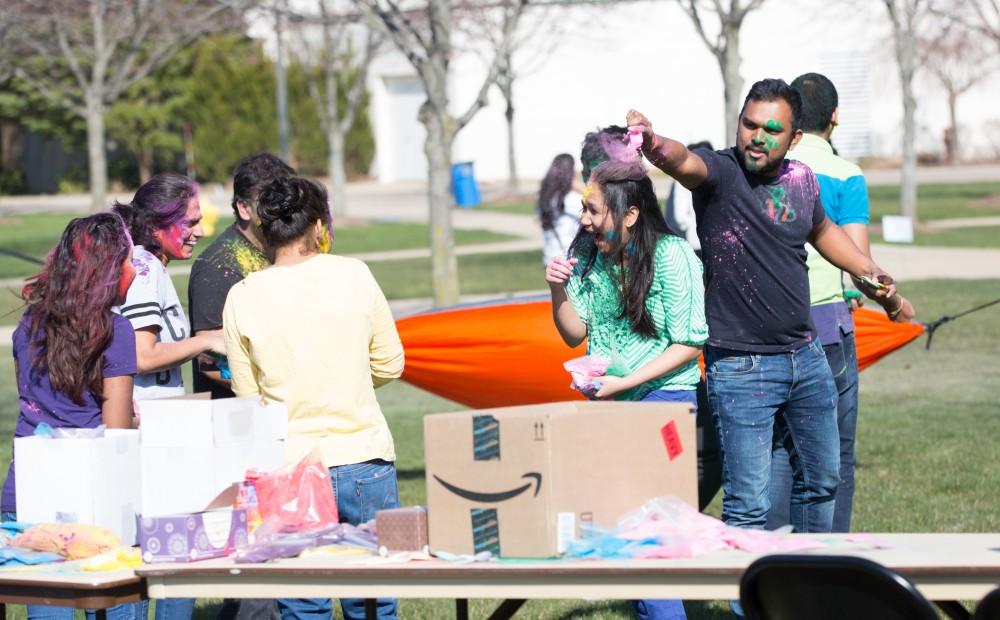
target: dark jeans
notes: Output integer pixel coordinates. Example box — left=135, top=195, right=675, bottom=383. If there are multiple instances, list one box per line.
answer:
left=767, top=332, right=859, bottom=532
left=277, top=460, right=400, bottom=620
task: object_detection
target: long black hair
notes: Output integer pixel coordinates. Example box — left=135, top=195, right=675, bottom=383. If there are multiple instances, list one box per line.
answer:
left=537, top=153, right=575, bottom=231
left=569, top=161, right=674, bottom=338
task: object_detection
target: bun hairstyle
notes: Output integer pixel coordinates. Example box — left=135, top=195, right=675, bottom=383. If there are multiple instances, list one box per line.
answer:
left=569, top=160, right=674, bottom=339
left=256, top=177, right=332, bottom=252
left=112, top=173, right=197, bottom=260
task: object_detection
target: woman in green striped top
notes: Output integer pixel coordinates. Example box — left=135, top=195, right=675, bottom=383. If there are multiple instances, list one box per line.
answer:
left=545, top=159, right=708, bottom=620
left=546, top=160, right=708, bottom=402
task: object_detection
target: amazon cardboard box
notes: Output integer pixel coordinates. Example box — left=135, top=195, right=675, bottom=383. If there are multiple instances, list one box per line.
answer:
left=424, top=401, right=696, bottom=558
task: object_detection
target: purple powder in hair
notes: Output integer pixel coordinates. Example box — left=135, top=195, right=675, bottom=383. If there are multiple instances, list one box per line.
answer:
left=598, top=132, right=642, bottom=164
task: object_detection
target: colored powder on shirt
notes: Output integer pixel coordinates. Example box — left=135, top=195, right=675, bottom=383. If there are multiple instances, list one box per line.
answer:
left=229, top=241, right=269, bottom=277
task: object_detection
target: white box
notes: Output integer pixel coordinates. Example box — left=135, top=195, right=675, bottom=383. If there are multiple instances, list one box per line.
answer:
left=15, top=429, right=140, bottom=544
left=139, top=397, right=287, bottom=517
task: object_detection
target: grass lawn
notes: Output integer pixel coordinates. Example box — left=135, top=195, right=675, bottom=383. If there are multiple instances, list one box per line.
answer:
left=479, top=180, right=1000, bottom=225
left=874, top=225, right=1000, bottom=249
left=0, top=213, right=515, bottom=280
left=0, top=277, right=997, bottom=618
left=869, top=181, right=1000, bottom=222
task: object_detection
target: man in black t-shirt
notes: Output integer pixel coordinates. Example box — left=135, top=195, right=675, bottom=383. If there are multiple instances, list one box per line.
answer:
left=189, top=153, right=295, bottom=400
left=626, top=79, right=898, bottom=535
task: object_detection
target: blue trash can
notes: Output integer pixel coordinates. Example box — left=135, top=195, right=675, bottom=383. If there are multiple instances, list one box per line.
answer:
left=451, top=161, right=481, bottom=208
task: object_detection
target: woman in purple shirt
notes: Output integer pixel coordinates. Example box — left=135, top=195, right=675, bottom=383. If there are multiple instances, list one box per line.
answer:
left=2, top=213, right=140, bottom=620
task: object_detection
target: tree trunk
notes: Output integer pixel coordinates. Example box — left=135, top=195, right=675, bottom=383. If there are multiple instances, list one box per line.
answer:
left=505, top=88, right=517, bottom=195
left=137, top=148, right=153, bottom=184
left=947, top=90, right=959, bottom=164
left=720, top=23, right=744, bottom=142
left=327, top=127, right=348, bottom=219
left=85, top=92, right=107, bottom=213
left=898, top=31, right=919, bottom=223
left=422, top=103, right=460, bottom=307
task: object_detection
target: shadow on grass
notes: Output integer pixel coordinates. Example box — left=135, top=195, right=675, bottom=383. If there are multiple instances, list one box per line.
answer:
left=396, top=468, right=426, bottom=481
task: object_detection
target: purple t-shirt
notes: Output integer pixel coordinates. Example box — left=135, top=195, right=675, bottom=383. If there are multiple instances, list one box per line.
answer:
left=1, top=312, right=136, bottom=512
left=693, top=147, right=827, bottom=352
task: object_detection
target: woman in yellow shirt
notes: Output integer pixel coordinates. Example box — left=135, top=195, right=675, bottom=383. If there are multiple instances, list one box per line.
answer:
left=223, top=177, right=404, bottom=620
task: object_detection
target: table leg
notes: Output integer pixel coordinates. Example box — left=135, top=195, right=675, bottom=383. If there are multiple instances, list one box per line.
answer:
left=96, top=610, right=108, bottom=620
left=486, top=599, right=527, bottom=620
left=456, top=598, right=469, bottom=620
left=364, top=598, right=377, bottom=620
left=936, top=600, right=971, bottom=620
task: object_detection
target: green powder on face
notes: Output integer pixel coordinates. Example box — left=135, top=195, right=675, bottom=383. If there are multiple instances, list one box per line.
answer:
left=764, top=119, right=784, bottom=132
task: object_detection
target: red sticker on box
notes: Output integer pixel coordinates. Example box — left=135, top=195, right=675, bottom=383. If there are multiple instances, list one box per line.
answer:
left=660, top=421, right=683, bottom=461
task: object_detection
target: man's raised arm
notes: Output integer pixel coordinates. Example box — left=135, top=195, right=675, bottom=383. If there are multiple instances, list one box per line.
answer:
left=627, top=109, right=709, bottom=190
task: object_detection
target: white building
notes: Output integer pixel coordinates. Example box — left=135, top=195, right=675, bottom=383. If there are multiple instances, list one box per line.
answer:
left=363, top=0, right=1000, bottom=184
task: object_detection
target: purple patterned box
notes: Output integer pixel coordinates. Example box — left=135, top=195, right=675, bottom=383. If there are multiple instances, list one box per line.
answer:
left=137, top=508, right=248, bottom=563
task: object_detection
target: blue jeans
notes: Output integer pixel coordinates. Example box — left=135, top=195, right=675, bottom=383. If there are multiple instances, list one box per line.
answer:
left=705, top=341, right=840, bottom=533
left=767, top=333, right=859, bottom=533
left=629, top=389, right=693, bottom=620
left=277, top=460, right=400, bottom=620
left=0, top=511, right=148, bottom=620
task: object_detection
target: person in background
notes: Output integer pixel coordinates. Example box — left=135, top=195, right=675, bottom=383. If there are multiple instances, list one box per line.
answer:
left=767, top=73, right=916, bottom=533
left=189, top=153, right=295, bottom=401
left=223, top=177, right=404, bottom=620
left=546, top=161, right=707, bottom=620
left=1, top=214, right=142, bottom=620
left=538, top=153, right=584, bottom=265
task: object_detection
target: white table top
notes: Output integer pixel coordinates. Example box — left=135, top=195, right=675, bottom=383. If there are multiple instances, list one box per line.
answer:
left=137, top=533, right=1000, bottom=601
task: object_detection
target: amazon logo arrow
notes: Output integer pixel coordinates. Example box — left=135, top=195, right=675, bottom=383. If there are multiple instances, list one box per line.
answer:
left=433, top=472, right=542, bottom=503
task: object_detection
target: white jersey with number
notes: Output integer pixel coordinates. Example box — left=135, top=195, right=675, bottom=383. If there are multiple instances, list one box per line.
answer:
left=118, top=246, right=187, bottom=400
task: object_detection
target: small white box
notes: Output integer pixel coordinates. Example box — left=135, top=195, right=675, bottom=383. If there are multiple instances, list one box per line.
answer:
left=139, top=397, right=288, bottom=517
left=882, top=215, right=914, bottom=243
left=15, top=429, right=140, bottom=544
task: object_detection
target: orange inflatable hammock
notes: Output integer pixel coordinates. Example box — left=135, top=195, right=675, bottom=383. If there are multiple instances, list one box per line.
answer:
left=395, top=296, right=926, bottom=409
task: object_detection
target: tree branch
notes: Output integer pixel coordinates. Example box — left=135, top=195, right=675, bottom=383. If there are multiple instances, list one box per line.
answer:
left=455, top=0, right=525, bottom=131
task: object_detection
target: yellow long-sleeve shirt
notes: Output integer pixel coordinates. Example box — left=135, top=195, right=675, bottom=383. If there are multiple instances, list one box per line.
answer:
left=222, top=254, right=404, bottom=468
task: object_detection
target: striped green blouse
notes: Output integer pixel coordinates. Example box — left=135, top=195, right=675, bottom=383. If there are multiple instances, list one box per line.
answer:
left=566, top=234, right=708, bottom=400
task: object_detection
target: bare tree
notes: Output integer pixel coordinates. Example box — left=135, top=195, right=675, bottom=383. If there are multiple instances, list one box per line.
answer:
left=917, top=20, right=995, bottom=163
left=5, top=0, right=243, bottom=211
left=355, top=0, right=527, bottom=307
left=458, top=3, right=578, bottom=195
left=290, top=1, right=383, bottom=218
left=677, top=0, right=766, bottom=140
left=883, top=0, right=937, bottom=224
left=939, top=0, right=1000, bottom=49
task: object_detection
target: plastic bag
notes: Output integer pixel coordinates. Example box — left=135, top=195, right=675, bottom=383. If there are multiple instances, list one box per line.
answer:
left=563, top=353, right=630, bottom=397
left=246, top=449, right=339, bottom=538
left=563, top=355, right=610, bottom=397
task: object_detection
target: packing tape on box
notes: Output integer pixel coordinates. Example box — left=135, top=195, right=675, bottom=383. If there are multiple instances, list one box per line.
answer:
left=472, top=415, right=500, bottom=461
left=470, top=508, right=500, bottom=555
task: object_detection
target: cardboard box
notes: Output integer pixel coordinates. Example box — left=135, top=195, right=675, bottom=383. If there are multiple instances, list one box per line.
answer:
left=137, top=508, right=248, bottom=563
left=15, top=429, right=140, bottom=545
left=376, top=506, right=429, bottom=553
left=139, top=397, right=287, bottom=517
left=424, top=401, right=696, bottom=558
